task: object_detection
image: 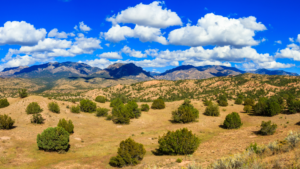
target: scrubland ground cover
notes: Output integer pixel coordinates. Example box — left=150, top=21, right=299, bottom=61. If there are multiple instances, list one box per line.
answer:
left=1, top=95, right=300, bottom=168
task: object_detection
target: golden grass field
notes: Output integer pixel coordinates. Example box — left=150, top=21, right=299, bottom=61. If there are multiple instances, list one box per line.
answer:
left=1, top=96, right=300, bottom=169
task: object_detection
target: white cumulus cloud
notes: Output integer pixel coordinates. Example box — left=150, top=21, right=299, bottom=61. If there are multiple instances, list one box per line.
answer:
left=104, top=24, right=168, bottom=45
left=168, top=13, right=266, bottom=47
left=98, top=52, right=122, bottom=59
left=275, top=43, right=300, bottom=61
left=79, top=21, right=91, bottom=32
left=83, top=58, right=112, bottom=69
left=107, top=1, right=182, bottom=28
left=48, top=28, right=74, bottom=38
left=121, top=46, right=147, bottom=58
left=0, top=21, right=47, bottom=46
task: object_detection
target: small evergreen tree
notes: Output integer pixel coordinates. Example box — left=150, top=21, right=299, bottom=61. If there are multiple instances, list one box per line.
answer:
left=204, top=103, right=220, bottom=116
left=234, top=98, right=243, bottom=105
left=218, top=94, right=228, bottom=107
left=96, top=107, right=109, bottom=117
left=57, top=118, right=74, bottom=134
left=0, top=114, right=15, bottom=129
left=31, top=114, right=44, bottom=124
left=259, top=121, right=277, bottom=135
left=244, top=98, right=255, bottom=106
left=151, top=98, right=165, bottom=109
left=112, top=104, right=130, bottom=124
left=48, top=102, right=60, bottom=113
left=37, top=127, right=69, bottom=152
left=126, top=101, right=141, bottom=119
left=158, top=128, right=200, bottom=155
left=0, top=98, right=9, bottom=108
left=141, top=104, right=149, bottom=112
left=172, top=99, right=199, bottom=123
left=223, top=112, right=242, bottom=129
left=109, top=138, right=146, bottom=167
left=80, top=99, right=96, bottom=113
left=243, top=105, right=252, bottom=113
left=26, top=102, right=43, bottom=114
left=71, top=105, right=80, bottom=113
left=110, top=98, right=123, bottom=107
left=203, top=98, right=213, bottom=106
left=19, top=89, right=28, bottom=98
left=95, top=96, right=106, bottom=103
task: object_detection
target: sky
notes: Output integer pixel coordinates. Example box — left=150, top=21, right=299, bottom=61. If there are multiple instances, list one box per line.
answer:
left=0, top=0, right=300, bottom=74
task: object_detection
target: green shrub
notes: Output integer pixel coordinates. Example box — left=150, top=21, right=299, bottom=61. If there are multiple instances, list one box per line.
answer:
left=151, top=98, right=165, bottom=109
left=71, top=105, right=80, bottom=113
left=109, top=138, right=146, bottom=167
left=254, top=97, right=281, bottom=116
left=203, top=99, right=213, bottom=106
left=234, top=98, right=243, bottom=105
left=126, top=101, right=141, bottom=119
left=259, top=121, right=277, bottom=135
left=57, top=118, right=74, bottom=134
left=19, top=89, right=28, bottom=98
left=223, top=112, right=242, bottom=129
left=96, top=107, right=109, bottom=117
left=158, top=128, right=200, bottom=155
left=26, top=102, right=43, bottom=114
left=0, top=98, right=9, bottom=108
left=288, top=99, right=300, bottom=114
left=204, top=103, right=220, bottom=116
left=31, top=114, right=44, bottom=124
left=95, top=96, right=106, bottom=103
left=48, top=102, right=60, bottom=113
left=80, top=99, right=96, bottom=113
left=172, top=99, right=199, bottom=123
left=244, top=98, right=255, bottom=106
left=218, top=94, right=228, bottom=107
left=243, top=105, right=252, bottom=113
left=112, top=104, right=130, bottom=124
left=0, top=114, right=15, bottom=129
left=110, top=98, right=123, bottom=107
left=141, top=104, right=149, bottom=112
left=37, top=127, right=69, bottom=152
left=176, top=158, right=182, bottom=163
left=106, top=115, right=113, bottom=120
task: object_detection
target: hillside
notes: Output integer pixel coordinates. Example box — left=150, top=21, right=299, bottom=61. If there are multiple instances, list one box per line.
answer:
left=84, top=73, right=300, bottom=102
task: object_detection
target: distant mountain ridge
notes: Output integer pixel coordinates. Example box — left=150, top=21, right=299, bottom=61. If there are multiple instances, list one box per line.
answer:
left=0, top=62, right=298, bottom=81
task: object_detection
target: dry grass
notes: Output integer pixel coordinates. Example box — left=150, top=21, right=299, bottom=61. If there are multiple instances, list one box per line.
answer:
left=1, top=96, right=300, bottom=168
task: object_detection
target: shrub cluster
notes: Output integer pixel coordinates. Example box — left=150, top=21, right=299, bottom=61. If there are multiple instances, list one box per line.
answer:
left=80, top=99, right=96, bottom=113
left=287, top=95, right=300, bottom=113
left=218, top=94, right=228, bottom=107
left=223, top=112, right=242, bottom=129
left=0, top=114, right=15, bottom=129
left=109, top=138, right=146, bottom=167
left=259, top=121, right=277, bottom=135
left=26, top=102, right=43, bottom=114
left=57, top=118, right=74, bottom=134
left=0, top=98, right=9, bottom=108
left=234, top=98, right=243, bottom=105
left=253, top=97, right=281, bottom=116
left=111, top=101, right=141, bottom=124
left=172, top=99, right=199, bottom=123
left=204, top=103, right=220, bottom=116
left=19, top=89, right=28, bottom=98
left=48, top=102, right=60, bottom=113
left=37, top=127, right=70, bottom=152
left=96, top=107, right=109, bottom=117
left=141, top=104, right=149, bottom=112
left=95, top=96, right=106, bottom=103
left=71, top=105, right=80, bottom=113
left=31, top=114, right=44, bottom=124
left=157, top=128, right=200, bottom=155
left=151, top=98, right=165, bottom=109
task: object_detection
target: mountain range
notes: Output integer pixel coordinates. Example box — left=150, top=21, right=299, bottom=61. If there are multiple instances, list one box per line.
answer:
left=0, top=62, right=298, bottom=81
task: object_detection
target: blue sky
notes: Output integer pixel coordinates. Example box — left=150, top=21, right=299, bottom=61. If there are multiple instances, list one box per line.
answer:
left=0, top=0, right=300, bottom=74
